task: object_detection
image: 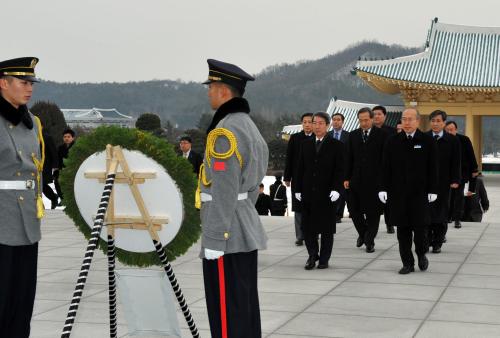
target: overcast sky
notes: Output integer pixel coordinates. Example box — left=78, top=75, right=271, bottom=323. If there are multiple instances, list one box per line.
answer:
left=3, top=0, right=499, bottom=83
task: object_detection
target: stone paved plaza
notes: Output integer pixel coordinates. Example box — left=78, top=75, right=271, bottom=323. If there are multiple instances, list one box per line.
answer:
left=31, top=175, right=500, bottom=337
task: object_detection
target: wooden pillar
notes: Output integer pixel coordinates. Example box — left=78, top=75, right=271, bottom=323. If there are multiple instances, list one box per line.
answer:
left=465, top=112, right=483, bottom=170
left=419, top=114, right=430, bottom=132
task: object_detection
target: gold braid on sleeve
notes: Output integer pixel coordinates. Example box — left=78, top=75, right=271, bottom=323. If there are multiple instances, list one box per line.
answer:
left=32, top=116, right=45, bottom=219
left=195, top=128, right=243, bottom=209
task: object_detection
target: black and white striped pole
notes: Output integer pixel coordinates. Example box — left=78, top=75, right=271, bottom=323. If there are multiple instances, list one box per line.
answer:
left=152, top=239, right=200, bottom=338
left=107, top=232, right=118, bottom=338
left=61, top=160, right=118, bottom=338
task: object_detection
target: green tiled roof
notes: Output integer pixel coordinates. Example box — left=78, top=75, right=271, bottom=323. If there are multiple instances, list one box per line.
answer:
left=281, top=98, right=403, bottom=135
left=355, top=19, right=500, bottom=88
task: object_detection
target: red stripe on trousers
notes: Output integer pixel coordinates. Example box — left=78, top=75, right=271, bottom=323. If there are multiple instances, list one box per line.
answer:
left=218, top=256, right=228, bottom=338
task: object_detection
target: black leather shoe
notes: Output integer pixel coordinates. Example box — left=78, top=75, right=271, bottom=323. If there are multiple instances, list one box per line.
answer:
left=454, top=221, right=462, bottom=229
left=366, top=245, right=375, bottom=253
left=443, top=237, right=447, bottom=243
left=295, top=239, right=304, bottom=246
left=387, top=225, right=395, bottom=234
left=432, top=246, right=441, bottom=254
left=398, top=266, right=414, bottom=274
left=317, top=263, right=329, bottom=269
left=336, top=217, right=342, bottom=223
left=304, top=257, right=316, bottom=270
left=51, top=198, right=58, bottom=209
left=418, top=255, right=429, bottom=271
left=356, top=237, right=364, bottom=248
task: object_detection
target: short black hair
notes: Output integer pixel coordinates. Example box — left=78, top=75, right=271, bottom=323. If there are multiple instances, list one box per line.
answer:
left=429, top=110, right=447, bottom=121
left=301, top=112, right=313, bottom=121
left=313, top=111, right=331, bottom=125
left=372, top=105, right=387, bottom=115
left=259, top=183, right=264, bottom=188
left=275, top=173, right=282, bottom=181
left=332, top=113, right=345, bottom=122
left=179, top=135, right=192, bottom=143
left=445, top=120, right=458, bottom=129
left=63, top=128, right=75, bottom=137
left=357, top=107, right=373, bottom=118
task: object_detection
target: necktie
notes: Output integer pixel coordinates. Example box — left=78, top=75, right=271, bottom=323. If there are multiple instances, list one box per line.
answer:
left=363, top=130, right=369, bottom=143
left=335, top=132, right=340, bottom=140
left=407, top=134, right=413, bottom=141
left=315, top=139, right=321, bottom=153
left=434, top=135, right=439, bottom=141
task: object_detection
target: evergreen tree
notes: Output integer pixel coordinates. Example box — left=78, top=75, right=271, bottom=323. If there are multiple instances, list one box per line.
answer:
left=30, top=101, right=68, bottom=147
left=136, top=113, right=161, bottom=131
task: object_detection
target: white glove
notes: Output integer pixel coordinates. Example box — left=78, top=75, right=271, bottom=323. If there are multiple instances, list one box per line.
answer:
left=329, top=191, right=340, bottom=202
left=428, top=193, right=437, bottom=203
left=204, top=248, right=224, bottom=260
left=295, top=193, right=302, bottom=201
left=378, top=191, right=387, bottom=204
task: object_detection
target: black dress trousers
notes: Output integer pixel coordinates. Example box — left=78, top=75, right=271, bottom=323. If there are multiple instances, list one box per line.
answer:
left=0, top=242, right=38, bottom=338
left=396, top=226, right=426, bottom=267
left=203, top=250, right=261, bottom=338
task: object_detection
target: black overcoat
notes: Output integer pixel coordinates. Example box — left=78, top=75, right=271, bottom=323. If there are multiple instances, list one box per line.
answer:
left=284, top=131, right=313, bottom=211
left=296, top=136, right=344, bottom=234
left=345, top=127, right=387, bottom=215
left=456, top=133, right=478, bottom=182
left=381, top=129, right=439, bottom=227
left=427, top=131, right=461, bottom=223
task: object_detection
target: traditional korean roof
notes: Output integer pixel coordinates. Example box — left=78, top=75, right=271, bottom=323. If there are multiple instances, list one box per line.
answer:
left=355, top=18, right=500, bottom=93
left=61, top=108, right=133, bottom=121
left=281, top=97, right=404, bottom=135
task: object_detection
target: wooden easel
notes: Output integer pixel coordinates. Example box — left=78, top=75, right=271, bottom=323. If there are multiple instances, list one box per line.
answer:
left=62, top=145, right=200, bottom=338
left=84, top=144, right=168, bottom=239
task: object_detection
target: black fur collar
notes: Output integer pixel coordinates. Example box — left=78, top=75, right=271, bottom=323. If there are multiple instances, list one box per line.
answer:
left=207, top=97, right=250, bottom=134
left=0, top=94, right=33, bottom=129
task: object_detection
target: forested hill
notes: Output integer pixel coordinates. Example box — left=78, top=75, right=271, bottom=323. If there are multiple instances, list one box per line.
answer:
left=32, top=41, right=421, bottom=129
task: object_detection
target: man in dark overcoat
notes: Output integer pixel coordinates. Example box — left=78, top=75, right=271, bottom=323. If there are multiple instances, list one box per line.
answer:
left=328, top=113, right=349, bottom=223
left=344, top=107, right=387, bottom=253
left=284, top=112, right=313, bottom=245
left=296, top=112, right=344, bottom=270
left=379, top=108, right=439, bottom=274
left=179, top=135, right=203, bottom=177
left=445, top=121, right=478, bottom=228
left=373, top=105, right=398, bottom=234
left=427, top=110, right=461, bottom=253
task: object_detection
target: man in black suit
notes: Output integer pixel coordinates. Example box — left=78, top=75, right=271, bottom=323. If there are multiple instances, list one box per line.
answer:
left=255, top=183, right=272, bottom=216
left=54, top=128, right=76, bottom=204
left=427, top=110, right=461, bottom=253
left=373, top=105, right=398, bottom=234
left=445, top=121, right=479, bottom=228
left=344, top=108, right=387, bottom=253
left=328, top=113, right=349, bottom=223
left=296, top=112, right=344, bottom=270
left=284, top=113, right=313, bottom=246
left=179, top=135, right=203, bottom=177
left=380, top=108, right=438, bottom=274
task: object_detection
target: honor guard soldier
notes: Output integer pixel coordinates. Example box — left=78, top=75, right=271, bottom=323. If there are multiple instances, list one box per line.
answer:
left=0, top=57, right=45, bottom=337
left=198, top=59, right=269, bottom=338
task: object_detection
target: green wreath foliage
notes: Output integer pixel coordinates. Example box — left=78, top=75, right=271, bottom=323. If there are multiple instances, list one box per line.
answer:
left=59, top=126, right=201, bottom=267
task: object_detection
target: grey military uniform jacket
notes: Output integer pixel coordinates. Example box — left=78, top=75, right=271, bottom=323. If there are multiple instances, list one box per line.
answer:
left=199, top=98, right=269, bottom=258
left=0, top=96, right=41, bottom=246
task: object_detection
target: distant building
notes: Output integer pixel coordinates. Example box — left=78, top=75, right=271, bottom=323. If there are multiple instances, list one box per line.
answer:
left=281, top=97, right=403, bottom=140
left=61, top=108, right=135, bottom=128
left=354, top=18, right=500, bottom=169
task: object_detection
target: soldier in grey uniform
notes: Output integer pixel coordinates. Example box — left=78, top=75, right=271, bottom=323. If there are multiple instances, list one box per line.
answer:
left=199, top=59, right=268, bottom=338
left=0, top=57, right=43, bottom=337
